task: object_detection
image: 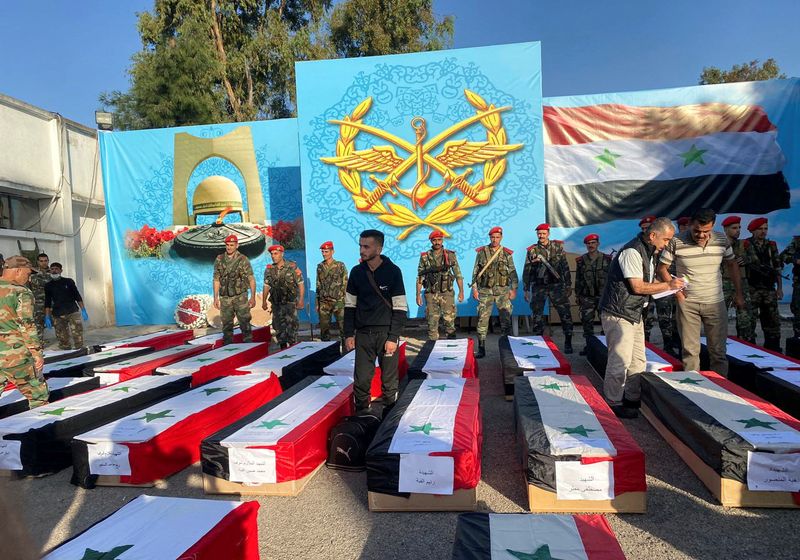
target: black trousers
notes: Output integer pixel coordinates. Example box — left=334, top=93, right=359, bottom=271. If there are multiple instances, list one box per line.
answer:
left=354, top=328, right=399, bottom=410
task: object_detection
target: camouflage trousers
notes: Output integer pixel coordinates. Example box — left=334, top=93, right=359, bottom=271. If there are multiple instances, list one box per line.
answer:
left=530, top=284, right=572, bottom=336
left=723, top=280, right=755, bottom=342
left=425, top=290, right=456, bottom=340
left=34, top=303, right=46, bottom=343
left=791, top=280, right=800, bottom=338
left=220, top=293, right=252, bottom=345
left=578, top=296, right=601, bottom=338
left=750, top=287, right=781, bottom=340
left=476, top=286, right=512, bottom=340
left=272, top=302, right=299, bottom=346
left=644, top=298, right=675, bottom=341
left=53, top=311, right=84, bottom=350
left=318, top=298, right=344, bottom=342
left=0, top=339, right=49, bottom=409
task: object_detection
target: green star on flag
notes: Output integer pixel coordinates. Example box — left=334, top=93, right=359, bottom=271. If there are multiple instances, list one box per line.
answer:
left=257, top=419, right=288, bottom=429
left=80, top=544, right=134, bottom=560
left=560, top=424, right=597, bottom=437
left=745, top=354, right=766, bottom=359
left=506, top=545, right=561, bottom=560
left=525, top=354, right=543, bottom=359
left=440, top=356, right=458, bottom=361
left=40, top=406, right=70, bottom=416
left=539, top=383, right=563, bottom=390
left=116, top=362, right=132, bottom=366
left=520, top=341, right=535, bottom=346
left=136, top=410, right=174, bottom=423
left=299, top=345, right=315, bottom=349
left=276, top=354, right=296, bottom=360
left=428, top=384, right=451, bottom=392
left=202, top=387, right=227, bottom=396
left=444, top=344, right=459, bottom=347
left=95, top=352, right=115, bottom=357
left=409, top=423, right=440, bottom=435
left=220, top=347, right=240, bottom=352
left=58, top=361, right=76, bottom=366
left=111, top=386, right=134, bottom=392
left=595, top=148, right=621, bottom=172
left=679, top=144, right=707, bottom=167
left=736, top=417, right=777, bottom=430
left=315, top=382, right=338, bottom=389
left=194, top=358, right=215, bottom=363
left=677, top=377, right=702, bottom=385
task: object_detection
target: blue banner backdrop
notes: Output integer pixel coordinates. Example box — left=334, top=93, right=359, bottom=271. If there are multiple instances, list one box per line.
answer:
left=99, top=119, right=305, bottom=325
left=295, top=42, right=544, bottom=318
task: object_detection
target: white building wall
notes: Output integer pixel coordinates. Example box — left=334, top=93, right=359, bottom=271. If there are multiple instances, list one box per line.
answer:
left=0, top=93, right=113, bottom=326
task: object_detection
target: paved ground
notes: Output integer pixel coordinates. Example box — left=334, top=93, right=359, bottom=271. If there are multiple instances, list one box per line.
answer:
left=6, top=318, right=800, bottom=559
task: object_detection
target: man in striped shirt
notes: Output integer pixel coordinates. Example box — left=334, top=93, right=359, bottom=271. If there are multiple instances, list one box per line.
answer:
left=658, top=208, right=744, bottom=376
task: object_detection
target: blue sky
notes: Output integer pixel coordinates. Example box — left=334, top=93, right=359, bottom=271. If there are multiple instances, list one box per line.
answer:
left=1, top=0, right=798, bottom=127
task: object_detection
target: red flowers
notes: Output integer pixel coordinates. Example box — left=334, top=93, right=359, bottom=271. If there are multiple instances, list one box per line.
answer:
left=256, top=219, right=305, bottom=249
left=125, top=224, right=180, bottom=258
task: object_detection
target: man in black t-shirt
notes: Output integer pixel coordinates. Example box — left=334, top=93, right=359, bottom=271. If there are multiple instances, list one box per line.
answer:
left=44, top=262, right=87, bottom=349
left=344, top=230, right=408, bottom=415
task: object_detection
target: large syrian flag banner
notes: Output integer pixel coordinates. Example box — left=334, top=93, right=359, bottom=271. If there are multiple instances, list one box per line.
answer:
left=98, top=328, right=195, bottom=351
left=514, top=374, right=645, bottom=511
left=642, top=370, right=800, bottom=504
left=452, top=512, right=626, bottom=560
left=157, top=342, right=269, bottom=386
left=586, top=334, right=682, bottom=378
left=235, top=341, right=341, bottom=390
left=91, top=343, right=213, bottom=385
left=43, top=347, right=155, bottom=379
left=202, top=375, right=353, bottom=491
left=72, top=373, right=282, bottom=487
left=367, top=378, right=481, bottom=498
left=44, top=347, right=89, bottom=364
left=0, top=377, right=100, bottom=420
left=188, top=326, right=271, bottom=349
left=754, top=369, right=800, bottom=422
left=322, top=342, right=408, bottom=399
left=0, top=374, right=190, bottom=477
left=42, top=495, right=260, bottom=560
left=407, top=339, right=478, bottom=380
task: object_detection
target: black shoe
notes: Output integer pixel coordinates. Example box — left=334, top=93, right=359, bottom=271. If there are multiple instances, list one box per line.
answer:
left=504, top=383, right=514, bottom=401
left=622, top=397, right=641, bottom=409
left=563, top=335, right=573, bottom=355
left=446, top=333, right=457, bottom=340
left=475, top=340, right=486, bottom=359
left=579, top=348, right=587, bottom=356
left=611, top=405, right=639, bottom=419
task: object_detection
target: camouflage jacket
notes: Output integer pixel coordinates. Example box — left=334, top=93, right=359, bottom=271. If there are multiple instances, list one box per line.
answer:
left=28, top=269, right=51, bottom=307
left=417, top=249, right=462, bottom=293
left=744, top=237, right=781, bottom=290
left=721, top=238, right=748, bottom=282
left=0, top=278, right=43, bottom=361
left=523, top=240, right=571, bottom=290
left=779, top=236, right=800, bottom=281
left=316, top=259, right=348, bottom=302
left=472, top=246, right=518, bottom=290
left=575, top=252, right=612, bottom=298
left=264, top=261, right=304, bottom=304
left=213, top=251, right=254, bottom=297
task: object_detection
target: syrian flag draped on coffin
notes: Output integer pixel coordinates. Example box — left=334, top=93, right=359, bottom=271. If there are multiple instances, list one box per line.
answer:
left=515, top=375, right=645, bottom=501
left=700, top=336, right=800, bottom=394
left=408, top=339, right=478, bottom=380
left=0, top=377, right=100, bottom=420
left=92, top=343, right=212, bottom=385
left=71, top=372, right=282, bottom=487
left=754, top=369, right=800, bottom=421
left=43, top=347, right=154, bottom=378
left=235, top=341, right=341, bottom=389
left=367, top=378, right=481, bottom=496
left=156, top=342, right=269, bottom=385
left=202, top=375, right=353, bottom=485
left=642, top=370, right=800, bottom=493
left=0, top=374, right=190, bottom=477
left=544, top=101, right=791, bottom=227
left=500, top=336, right=571, bottom=377
left=187, top=326, right=271, bottom=348
left=44, top=347, right=89, bottom=364
left=98, top=328, right=194, bottom=351
left=452, top=513, right=626, bottom=560
left=586, top=335, right=682, bottom=377
left=322, top=342, right=408, bottom=398
left=42, top=495, right=260, bottom=560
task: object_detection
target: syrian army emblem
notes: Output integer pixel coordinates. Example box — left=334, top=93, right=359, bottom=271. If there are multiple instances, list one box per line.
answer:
left=321, top=90, right=523, bottom=239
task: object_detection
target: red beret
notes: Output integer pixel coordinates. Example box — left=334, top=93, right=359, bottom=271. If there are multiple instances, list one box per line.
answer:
left=488, top=226, right=503, bottom=235
left=677, top=217, right=691, bottom=226
left=721, top=216, right=741, bottom=227
left=224, top=234, right=238, bottom=243
left=429, top=230, right=444, bottom=240
left=583, top=234, right=599, bottom=243
left=639, top=215, right=656, bottom=227
left=268, top=244, right=285, bottom=252
left=535, top=223, right=550, bottom=231
left=319, top=241, right=334, bottom=250
left=748, top=217, right=768, bottom=232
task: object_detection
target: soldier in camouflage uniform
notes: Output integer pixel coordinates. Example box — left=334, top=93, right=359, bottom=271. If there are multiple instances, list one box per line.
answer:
left=416, top=230, right=464, bottom=340
left=29, top=253, right=51, bottom=343
left=780, top=234, right=800, bottom=338
left=523, top=223, right=573, bottom=353
left=574, top=233, right=612, bottom=355
left=744, top=217, right=783, bottom=351
left=0, top=256, right=49, bottom=409
left=213, top=234, right=256, bottom=345
left=471, top=226, right=518, bottom=359
left=263, top=244, right=305, bottom=349
left=722, top=216, right=755, bottom=342
left=316, top=241, right=347, bottom=346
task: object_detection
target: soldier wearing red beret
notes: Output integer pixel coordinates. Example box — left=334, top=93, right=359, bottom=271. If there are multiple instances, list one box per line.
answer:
left=676, top=217, right=690, bottom=234
left=263, top=244, right=305, bottom=349
left=638, top=215, right=656, bottom=234
left=213, top=235, right=256, bottom=345
left=744, top=217, right=783, bottom=351
left=416, top=230, right=463, bottom=340
left=316, top=241, right=348, bottom=349
left=721, top=216, right=755, bottom=342
left=575, top=234, right=612, bottom=354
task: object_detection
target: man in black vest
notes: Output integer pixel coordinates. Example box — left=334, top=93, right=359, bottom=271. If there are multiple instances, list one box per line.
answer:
left=599, top=217, right=685, bottom=418
left=344, top=230, right=408, bottom=415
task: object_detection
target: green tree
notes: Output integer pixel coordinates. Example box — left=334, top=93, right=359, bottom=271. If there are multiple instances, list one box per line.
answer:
left=699, top=58, right=787, bottom=85
left=101, top=0, right=454, bottom=130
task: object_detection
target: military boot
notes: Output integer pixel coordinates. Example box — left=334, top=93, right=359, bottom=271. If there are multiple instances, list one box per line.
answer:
left=446, top=332, right=457, bottom=340
left=579, top=336, right=589, bottom=356
left=563, top=335, right=573, bottom=354
left=474, top=338, right=486, bottom=359
left=765, top=337, right=782, bottom=353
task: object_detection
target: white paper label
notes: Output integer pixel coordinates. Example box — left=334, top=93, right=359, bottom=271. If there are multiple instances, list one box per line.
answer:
left=746, top=451, right=800, bottom=492
left=398, top=454, right=454, bottom=495
left=555, top=460, right=614, bottom=500
left=87, top=442, right=131, bottom=476
left=94, top=373, right=121, bottom=387
left=228, top=447, right=277, bottom=484
left=0, top=439, right=22, bottom=470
